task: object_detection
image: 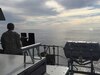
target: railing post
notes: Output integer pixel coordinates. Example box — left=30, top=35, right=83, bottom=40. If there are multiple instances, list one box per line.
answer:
left=32, top=48, right=34, bottom=61
left=48, top=46, right=51, bottom=54
left=23, top=51, right=26, bottom=67
left=53, top=45, right=55, bottom=55
left=57, top=46, right=59, bottom=65
left=28, top=49, right=34, bottom=63
left=21, top=43, right=41, bottom=65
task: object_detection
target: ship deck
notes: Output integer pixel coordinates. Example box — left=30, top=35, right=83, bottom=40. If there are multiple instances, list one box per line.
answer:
left=0, top=54, right=69, bottom=75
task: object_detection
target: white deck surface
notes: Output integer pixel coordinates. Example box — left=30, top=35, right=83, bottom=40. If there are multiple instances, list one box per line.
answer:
left=0, top=54, right=44, bottom=75
left=45, top=65, right=69, bottom=75
left=0, top=54, right=69, bottom=75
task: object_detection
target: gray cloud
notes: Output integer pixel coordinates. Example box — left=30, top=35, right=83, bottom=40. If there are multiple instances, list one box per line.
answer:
left=0, top=0, right=59, bottom=25
left=4, top=11, right=25, bottom=23
left=0, top=0, right=99, bottom=27
left=56, top=0, right=99, bottom=9
left=15, top=0, right=58, bottom=16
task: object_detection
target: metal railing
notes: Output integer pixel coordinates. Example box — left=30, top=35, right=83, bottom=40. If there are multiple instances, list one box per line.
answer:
left=40, top=44, right=64, bottom=65
left=21, top=43, right=42, bottom=66
left=21, top=43, right=65, bottom=65
left=0, top=42, right=65, bottom=65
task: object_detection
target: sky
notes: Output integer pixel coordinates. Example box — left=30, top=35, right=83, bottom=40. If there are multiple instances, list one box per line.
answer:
left=0, top=0, right=100, bottom=32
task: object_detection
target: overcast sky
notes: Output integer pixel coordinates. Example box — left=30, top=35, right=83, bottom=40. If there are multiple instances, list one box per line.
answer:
left=0, top=0, right=100, bottom=32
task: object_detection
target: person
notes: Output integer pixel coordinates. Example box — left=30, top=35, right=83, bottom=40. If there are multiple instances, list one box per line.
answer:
left=1, top=23, right=22, bottom=55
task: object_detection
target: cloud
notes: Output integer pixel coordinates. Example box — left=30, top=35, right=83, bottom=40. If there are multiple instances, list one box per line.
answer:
left=45, top=0, right=65, bottom=13
left=59, top=7, right=100, bottom=17
left=0, top=0, right=100, bottom=32
left=0, top=0, right=59, bottom=18
left=56, top=0, right=99, bottom=9
left=0, top=0, right=59, bottom=27
left=15, top=0, right=58, bottom=16
left=4, top=11, right=25, bottom=23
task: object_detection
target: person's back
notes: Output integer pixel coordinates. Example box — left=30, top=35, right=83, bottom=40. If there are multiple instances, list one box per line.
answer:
left=1, top=23, right=22, bottom=54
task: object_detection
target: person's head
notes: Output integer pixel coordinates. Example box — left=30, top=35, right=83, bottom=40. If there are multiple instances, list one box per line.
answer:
left=7, top=23, right=14, bottom=30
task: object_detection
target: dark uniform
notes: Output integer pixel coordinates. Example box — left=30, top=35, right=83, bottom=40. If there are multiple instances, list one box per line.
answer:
left=1, top=23, right=22, bottom=55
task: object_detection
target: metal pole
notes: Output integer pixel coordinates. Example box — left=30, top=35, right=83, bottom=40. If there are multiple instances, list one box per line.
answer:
left=57, top=46, right=59, bottom=65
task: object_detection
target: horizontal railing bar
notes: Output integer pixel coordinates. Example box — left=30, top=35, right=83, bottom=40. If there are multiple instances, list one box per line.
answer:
left=40, top=44, right=63, bottom=48
left=21, top=43, right=41, bottom=50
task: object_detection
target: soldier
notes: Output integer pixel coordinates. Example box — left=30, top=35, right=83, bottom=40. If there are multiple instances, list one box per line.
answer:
left=1, top=23, right=22, bottom=55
